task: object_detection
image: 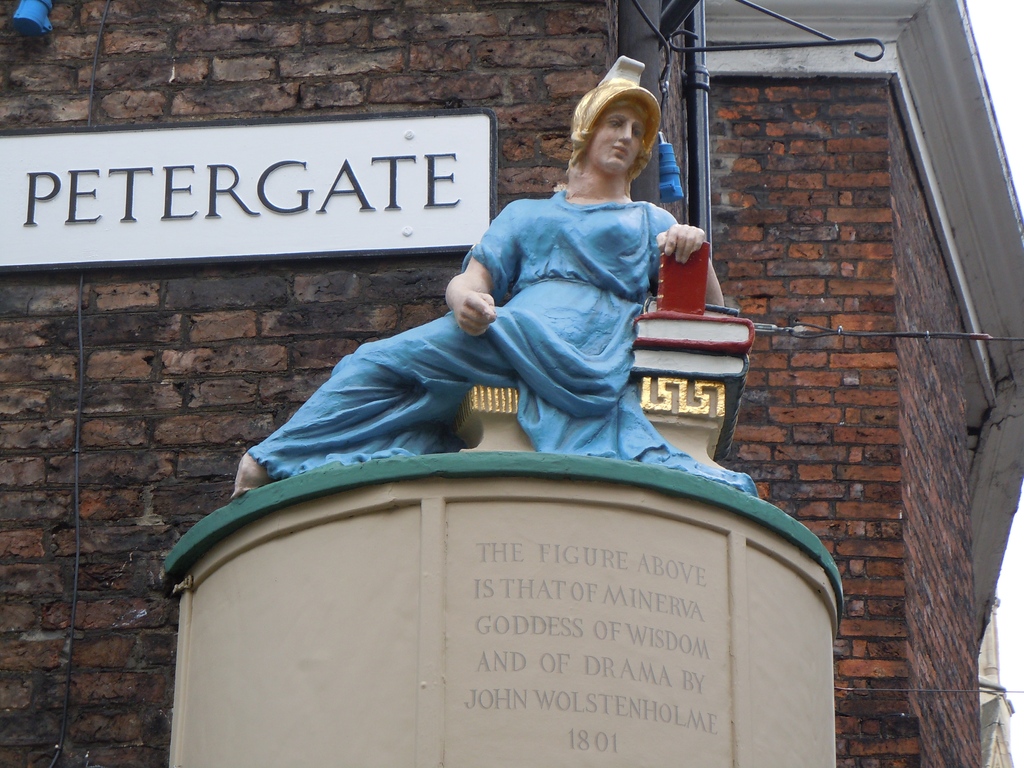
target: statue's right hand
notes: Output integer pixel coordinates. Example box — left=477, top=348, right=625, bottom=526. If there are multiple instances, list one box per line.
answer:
left=453, top=290, right=497, bottom=336
left=446, top=259, right=497, bottom=335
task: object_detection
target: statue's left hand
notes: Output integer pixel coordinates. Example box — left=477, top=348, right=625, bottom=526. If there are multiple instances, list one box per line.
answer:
left=657, top=224, right=706, bottom=263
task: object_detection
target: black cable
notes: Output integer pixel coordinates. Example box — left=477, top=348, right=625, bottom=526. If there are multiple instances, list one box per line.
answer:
left=754, top=321, right=1024, bottom=343
left=629, top=0, right=671, bottom=50
left=627, top=0, right=673, bottom=107
left=838, top=686, right=1023, bottom=695
left=46, top=274, right=85, bottom=768
left=86, top=0, right=113, bottom=128
left=48, top=0, right=111, bottom=755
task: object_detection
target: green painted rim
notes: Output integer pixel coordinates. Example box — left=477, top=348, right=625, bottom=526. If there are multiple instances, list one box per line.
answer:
left=164, top=452, right=842, bottom=613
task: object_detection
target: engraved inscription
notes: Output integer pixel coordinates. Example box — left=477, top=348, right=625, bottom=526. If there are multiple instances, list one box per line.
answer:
left=451, top=524, right=727, bottom=761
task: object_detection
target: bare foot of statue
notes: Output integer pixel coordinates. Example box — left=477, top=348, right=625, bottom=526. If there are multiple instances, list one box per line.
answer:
left=232, top=452, right=270, bottom=499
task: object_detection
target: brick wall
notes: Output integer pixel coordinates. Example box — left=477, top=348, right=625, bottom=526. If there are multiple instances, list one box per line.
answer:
left=712, top=77, right=979, bottom=767
left=891, top=107, right=979, bottom=766
left=0, top=256, right=475, bottom=767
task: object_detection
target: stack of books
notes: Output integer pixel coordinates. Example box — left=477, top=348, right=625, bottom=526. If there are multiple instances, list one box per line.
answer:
left=633, top=243, right=754, bottom=461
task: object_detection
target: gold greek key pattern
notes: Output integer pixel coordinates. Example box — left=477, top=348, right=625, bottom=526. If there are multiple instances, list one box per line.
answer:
left=454, top=385, right=519, bottom=431
left=639, top=377, right=726, bottom=418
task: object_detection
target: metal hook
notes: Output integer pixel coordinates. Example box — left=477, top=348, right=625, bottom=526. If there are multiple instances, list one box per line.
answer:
left=666, top=0, right=886, bottom=63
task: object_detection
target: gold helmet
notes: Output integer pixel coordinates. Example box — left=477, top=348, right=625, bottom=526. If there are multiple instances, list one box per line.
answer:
left=569, top=57, right=661, bottom=182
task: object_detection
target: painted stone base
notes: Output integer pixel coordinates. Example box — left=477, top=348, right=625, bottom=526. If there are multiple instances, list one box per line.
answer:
left=166, top=454, right=840, bottom=768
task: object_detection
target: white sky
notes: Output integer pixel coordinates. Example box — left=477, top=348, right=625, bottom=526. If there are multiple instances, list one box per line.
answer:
left=963, top=0, right=1024, bottom=759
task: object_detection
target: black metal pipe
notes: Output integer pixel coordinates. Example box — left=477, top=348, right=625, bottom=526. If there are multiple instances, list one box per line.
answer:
left=683, top=2, right=711, bottom=241
left=619, top=0, right=663, bottom=202
left=660, top=0, right=702, bottom=38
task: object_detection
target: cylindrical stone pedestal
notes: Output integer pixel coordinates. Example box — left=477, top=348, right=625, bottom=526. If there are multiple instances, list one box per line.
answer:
left=165, top=453, right=840, bottom=768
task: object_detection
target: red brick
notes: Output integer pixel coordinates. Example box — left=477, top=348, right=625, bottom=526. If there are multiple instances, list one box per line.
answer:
left=263, top=306, right=397, bottom=337
left=478, top=38, right=603, bottom=68
left=189, top=311, right=257, bottom=342
left=368, top=74, right=503, bottom=104
left=787, top=243, right=824, bottom=260
left=0, top=95, right=91, bottom=126
left=9, top=64, right=76, bottom=92
left=544, top=70, right=601, bottom=100
left=177, top=22, right=301, bottom=51
left=82, top=418, right=148, bottom=448
left=93, top=283, right=160, bottom=311
left=279, top=49, right=403, bottom=78
left=733, top=424, right=787, bottom=443
left=829, top=281, right=895, bottom=297
left=840, top=619, right=908, bottom=637
left=0, top=564, right=62, bottom=594
left=0, top=679, right=31, bottom=709
left=153, top=414, right=273, bottom=446
left=546, top=8, right=609, bottom=34
left=82, top=0, right=203, bottom=24
left=798, top=465, right=835, bottom=481
left=86, top=350, right=155, bottom=380
left=161, top=345, right=288, bottom=375
left=103, top=28, right=170, bottom=54
left=0, top=604, right=37, bottom=632
left=768, top=406, right=842, bottom=424
left=847, top=738, right=919, bottom=756
left=828, top=207, right=893, bottom=224
left=304, top=17, right=370, bottom=45
left=0, top=420, right=74, bottom=451
left=836, top=540, right=905, bottom=559
left=48, top=452, right=175, bottom=485
left=408, top=12, right=504, bottom=38
left=834, top=426, right=900, bottom=445
left=827, top=137, right=889, bottom=153
left=795, top=389, right=835, bottom=405
left=71, top=634, right=136, bottom=671
left=0, top=353, right=76, bottom=383
left=212, top=56, right=276, bottom=82
left=172, top=83, right=299, bottom=116
left=44, top=598, right=169, bottom=632
left=70, top=711, right=145, bottom=743
left=826, top=172, right=890, bottom=188
left=836, top=658, right=909, bottom=678
left=300, top=82, right=365, bottom=109
left=790, top=352, right=829, bottom=368
left=839, top=466, right=901, bottom=483
left=842, top=579, right=906, bottom=597
left=0, top=388, right=48, bottom=417
left=71, top=672, right=166, bottom=704
left=410, top=40, right=473, bottom=72
left=0, top=636, right=64, bottom=671
left=0, top=529, right=45, bottom=558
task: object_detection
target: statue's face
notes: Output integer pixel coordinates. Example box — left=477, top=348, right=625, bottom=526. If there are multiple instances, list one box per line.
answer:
left=583, top=105, right=646, bottom=180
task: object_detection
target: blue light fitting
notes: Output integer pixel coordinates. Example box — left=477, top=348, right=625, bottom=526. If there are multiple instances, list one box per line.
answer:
left=13, top=0, right=53, bottom=36
left=658, top=133, right=684, bottom=202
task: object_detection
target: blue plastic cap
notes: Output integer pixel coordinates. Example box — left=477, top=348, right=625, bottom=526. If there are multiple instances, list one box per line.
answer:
left=658, top=137, right=683, bottom=203
left=13, top=0, right=53, bottom=36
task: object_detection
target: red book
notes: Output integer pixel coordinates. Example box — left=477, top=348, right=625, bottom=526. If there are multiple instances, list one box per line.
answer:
left=658, top=241, right=710, bottom=315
